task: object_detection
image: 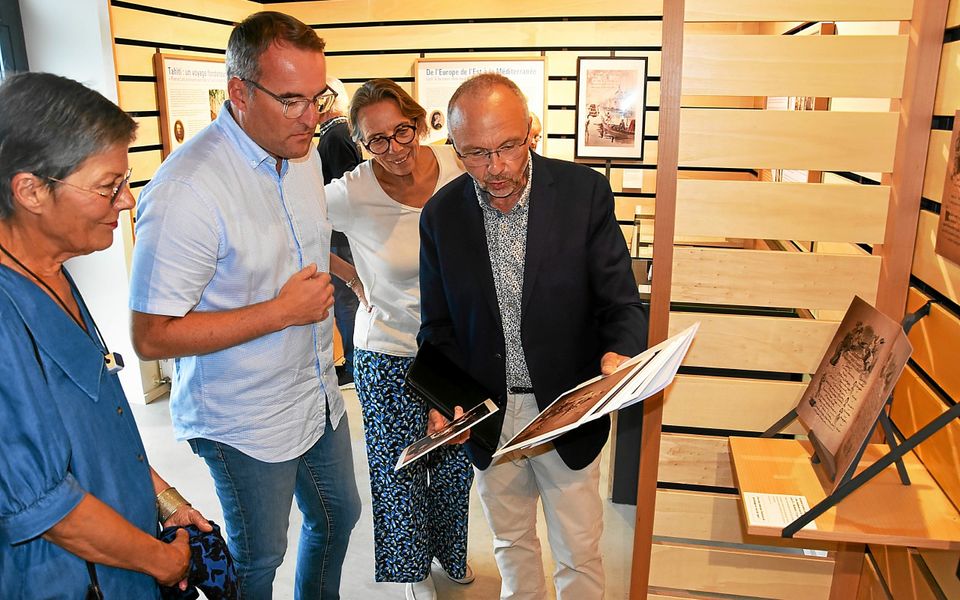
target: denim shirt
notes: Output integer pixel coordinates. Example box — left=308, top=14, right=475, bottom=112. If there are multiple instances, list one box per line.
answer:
left=129, top=102, right=342, bottom=462
left=0, top=267, right=159, bottom=598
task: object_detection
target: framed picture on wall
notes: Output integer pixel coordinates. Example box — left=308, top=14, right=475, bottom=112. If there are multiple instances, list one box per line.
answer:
left=575, top=57, right=648, bottom=161
left=414, top=57, right=547, bottom=152
left=153, top=53, right=228, bottom=158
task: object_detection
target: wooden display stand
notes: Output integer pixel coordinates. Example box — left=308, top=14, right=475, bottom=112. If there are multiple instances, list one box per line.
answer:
left=729, top=436, right=960, bottom=550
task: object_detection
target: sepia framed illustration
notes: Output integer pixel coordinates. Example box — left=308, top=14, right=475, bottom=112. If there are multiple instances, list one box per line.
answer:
left=575, top=57, right=648, bottom=161
left=414, top=57, right=547, bottom=151
left=153, top=53, right=228, bottom=158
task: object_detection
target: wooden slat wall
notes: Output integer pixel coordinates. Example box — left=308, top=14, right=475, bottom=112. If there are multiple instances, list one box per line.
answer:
left=109, top=0, right=257, bottom=194
left=110, top=0, right=669, bottom=231
left=882, top=0, right=960, bottom=597
left=643, top=2, right=931, bottom=598
left=771, top=1, right=958, bottom=598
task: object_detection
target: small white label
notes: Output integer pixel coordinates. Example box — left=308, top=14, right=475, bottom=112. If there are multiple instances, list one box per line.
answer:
left=742, top=492, right=817, bottom=531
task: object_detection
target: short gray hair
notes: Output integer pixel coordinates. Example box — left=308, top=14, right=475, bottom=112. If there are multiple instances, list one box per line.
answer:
left=0, top=72, right=137, bottom=219
left=447, top=73, right=529, bottom=130
left=226, top=11, right=325, bottom=83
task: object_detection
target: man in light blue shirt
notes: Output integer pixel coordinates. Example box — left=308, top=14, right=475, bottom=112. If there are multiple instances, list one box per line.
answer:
left=129, top=12, right=360, bottom=599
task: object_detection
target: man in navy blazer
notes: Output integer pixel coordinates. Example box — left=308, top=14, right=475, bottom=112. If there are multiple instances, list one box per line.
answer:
left=418, top=73, right=647, bottom=599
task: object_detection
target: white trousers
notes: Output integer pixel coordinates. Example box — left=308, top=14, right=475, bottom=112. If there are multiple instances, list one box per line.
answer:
left=475, top=392, right=605, bottom=600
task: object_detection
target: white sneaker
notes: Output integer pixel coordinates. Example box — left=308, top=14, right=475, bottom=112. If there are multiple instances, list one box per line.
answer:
left=432, top=558, right=476, bottom=584
left=405, top=574, right=437, bottom=600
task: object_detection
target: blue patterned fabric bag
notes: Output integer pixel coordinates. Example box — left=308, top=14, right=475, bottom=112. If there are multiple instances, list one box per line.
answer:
left=158, top=521, right=238, bottom=600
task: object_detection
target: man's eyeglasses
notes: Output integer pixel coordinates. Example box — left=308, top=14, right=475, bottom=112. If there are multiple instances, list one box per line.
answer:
left=362, top=124, right=417, bottom=155
left=45, top=168, right=133, bottom=205
left=241, top=78, right=337, bottom=119
left=454, top=125, right=531, bottom=167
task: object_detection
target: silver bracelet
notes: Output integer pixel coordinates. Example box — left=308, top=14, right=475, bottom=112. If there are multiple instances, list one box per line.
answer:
left=344, top=276, right=360, bottom=290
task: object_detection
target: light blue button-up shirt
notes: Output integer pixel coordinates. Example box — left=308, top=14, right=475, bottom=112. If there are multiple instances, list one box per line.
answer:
left=129, top=102, right=342, bottom=462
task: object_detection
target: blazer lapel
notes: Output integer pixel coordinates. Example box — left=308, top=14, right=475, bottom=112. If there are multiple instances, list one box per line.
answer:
left=521, top=153, right=556, bottom=316
left=459, top=181, right=503, bottom=328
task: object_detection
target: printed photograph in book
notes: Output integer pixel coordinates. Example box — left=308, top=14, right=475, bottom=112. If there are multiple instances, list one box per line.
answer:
left=395, top=399, right=498, bottom=471
left=494, top=323, right=699, bottom=457
left=795, top=296, right=912, bottom=488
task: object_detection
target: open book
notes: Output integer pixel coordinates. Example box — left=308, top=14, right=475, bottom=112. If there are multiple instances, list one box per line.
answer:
left=493, top=323, right=699, bottom=457
left=795, top=296, right=912, bottom=489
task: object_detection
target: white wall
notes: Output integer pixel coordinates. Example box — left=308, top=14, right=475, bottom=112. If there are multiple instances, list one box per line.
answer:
left=20, top=0, right=145, bottom=402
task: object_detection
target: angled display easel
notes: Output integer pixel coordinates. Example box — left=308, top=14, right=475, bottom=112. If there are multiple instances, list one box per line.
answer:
left=731, top=301, right=960, bottom=549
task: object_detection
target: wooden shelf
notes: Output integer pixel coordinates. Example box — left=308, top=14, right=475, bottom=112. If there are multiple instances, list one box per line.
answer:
left=729, top=436, right=960, bottom=550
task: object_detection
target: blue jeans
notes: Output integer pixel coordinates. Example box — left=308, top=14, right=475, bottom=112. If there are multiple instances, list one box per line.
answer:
left=189, top=415, right=361, bottom=600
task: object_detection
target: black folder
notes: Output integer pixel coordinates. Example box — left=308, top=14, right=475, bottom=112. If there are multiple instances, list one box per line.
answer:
left=405, top=341, right=500, bottom=452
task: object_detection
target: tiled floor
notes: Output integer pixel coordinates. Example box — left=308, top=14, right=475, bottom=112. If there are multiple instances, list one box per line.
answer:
left=132, top=390, right=636, bottom=599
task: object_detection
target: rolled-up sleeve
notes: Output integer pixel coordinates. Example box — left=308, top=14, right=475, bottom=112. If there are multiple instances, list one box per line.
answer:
left=0, top=310, right=84, bottom=545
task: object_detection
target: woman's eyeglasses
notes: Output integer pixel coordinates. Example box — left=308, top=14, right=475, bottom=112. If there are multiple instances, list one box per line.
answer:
left=44, top=168, right=133, bottom=205
left=362, top=124, right=417, bottom=155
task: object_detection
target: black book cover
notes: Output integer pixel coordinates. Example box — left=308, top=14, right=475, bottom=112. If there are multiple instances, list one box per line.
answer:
left=405, top=341, right=500, bottom=452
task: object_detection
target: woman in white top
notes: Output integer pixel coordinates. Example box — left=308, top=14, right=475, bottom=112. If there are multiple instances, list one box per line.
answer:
left=325, top=79, right=471, bottom=599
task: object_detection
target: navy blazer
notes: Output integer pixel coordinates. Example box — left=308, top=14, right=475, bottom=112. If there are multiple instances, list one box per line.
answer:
left=418, top=152, right=648, bottom=470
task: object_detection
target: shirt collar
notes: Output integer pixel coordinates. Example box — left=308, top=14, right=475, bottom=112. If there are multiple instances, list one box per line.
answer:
left=475, top=151, right=534, bottom=214
left=0, top=266, right=105, bottom=400
left=215, top=100, right=283, bottom=172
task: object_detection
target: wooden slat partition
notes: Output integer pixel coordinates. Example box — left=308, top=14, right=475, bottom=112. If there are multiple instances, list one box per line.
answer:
left=275, top=0, right=663, bottom=24
left=663, top=375, right=808, bottom=432
left=678, top=109, right=900, bottom=172
left=890, top=366, right=960, bottom=510
left=671, top=247, right=881, bottom=309
left=906, top=288, right=960, bottom=400
left=683, top=35, right=908, bottom=98
left=650, top=542, right=834, bottom=599
left=317, top=21, right=662, bottom=52
left=921, top=129, right=951, bottom=203
left=917, top=549, right=960, bottom=599
left=654, top=489, right=835, bottom=550
left=684, top=0, right=913, bottom=21
left=857, top=556, right=893, bottom=600
left=658, top=434, right=733, bottom=488
left=912, top=210, right=960, bottom=305
left=635, top=1, right=946, bottom=598
left=111, top=6, right=234, bottom=49
left=669, top=312, right=838, bottom=372
left=869, top=545, right=942, bottom=600
left=675, top=180, right=890, bottom=243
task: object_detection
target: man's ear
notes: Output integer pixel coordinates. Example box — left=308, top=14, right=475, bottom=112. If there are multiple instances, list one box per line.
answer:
left=10, top=173, right=48, bottom=216
left=227, top=76, right=250, bottom=113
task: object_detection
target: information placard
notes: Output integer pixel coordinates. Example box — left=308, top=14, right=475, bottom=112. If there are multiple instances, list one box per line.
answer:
left=154, top=53, right=228, bottom=158
left=414, top=57, right=547, bottom=150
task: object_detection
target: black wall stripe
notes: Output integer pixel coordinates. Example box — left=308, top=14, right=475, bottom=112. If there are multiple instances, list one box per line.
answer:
left=911, top=275, right=960, bottom=321
left=656, top=481, right=739, bottom=496
left=311, top=15, right=662, bottom=30
left=932, top=115, right=955, bottom=131
left=945, top=25, right=960, bottom=44
left=126, top=110, right=160, bottom=118
left=907, top=357, right=957, bottom=407
left=118, top=75, right=157, bottom=83
left=921, top=198, right=942, bottom=214
left=679, top=365, right=803, bottom=382
left=110, top=0, right=237, bottom=27
left=325, top=45, right=662, bottom=57
left=114, top=37, right=225, bottom=54
left=663, top=424, right=794, bottom=440
left=129, top=144, right=163, bottom=153
left=827, top=171, right=882, bottom=185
